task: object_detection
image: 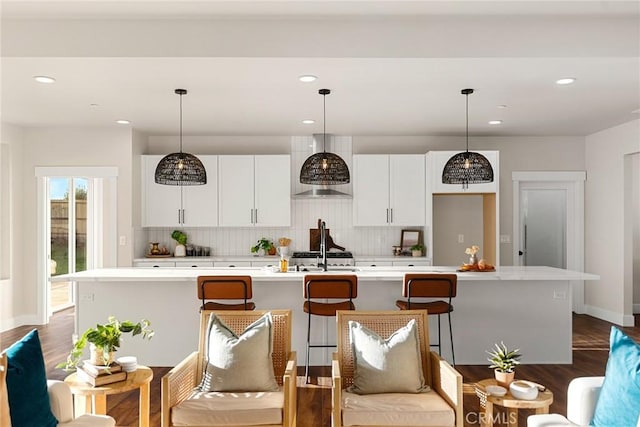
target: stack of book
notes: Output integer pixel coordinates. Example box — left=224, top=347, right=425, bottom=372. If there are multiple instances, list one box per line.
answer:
left=76, top=361, right=127, bottom=387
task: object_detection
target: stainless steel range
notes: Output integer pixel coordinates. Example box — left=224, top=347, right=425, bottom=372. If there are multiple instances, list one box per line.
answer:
left=291, top=251, right=355, bottom=269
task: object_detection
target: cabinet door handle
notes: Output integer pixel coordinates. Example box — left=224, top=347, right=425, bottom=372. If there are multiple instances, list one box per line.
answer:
left=250, top=209, right=253, bottom=224
left=390, top=208, right=393, bottom=223
left=178, top=209, right=181, bottom=224
left=386, top=208, right=389, bottom=223
left=182, top=209, right=185, bottom=224
left=254, top=209, right=258, bottom=224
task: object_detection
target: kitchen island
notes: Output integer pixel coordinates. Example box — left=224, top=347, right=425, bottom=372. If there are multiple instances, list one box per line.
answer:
left=53, top=266, right=599, bottom=366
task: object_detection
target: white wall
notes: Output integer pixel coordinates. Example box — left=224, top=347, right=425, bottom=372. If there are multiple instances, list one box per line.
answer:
left=0, top=127, right=135, bottom=331
left=633, top=153, right=640, bottom=312
left=585, top=119, right=640, bottom=326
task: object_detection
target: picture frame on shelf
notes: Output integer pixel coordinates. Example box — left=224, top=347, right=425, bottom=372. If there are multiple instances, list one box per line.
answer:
left=400, top=229, right=422, bottom=255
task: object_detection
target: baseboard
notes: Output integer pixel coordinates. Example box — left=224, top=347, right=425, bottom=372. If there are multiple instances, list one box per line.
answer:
left=584, top=304, right=635, bottom=327
left=0, top=314, right=41, bottom=333
left=634, top=303, right=640, bottom=314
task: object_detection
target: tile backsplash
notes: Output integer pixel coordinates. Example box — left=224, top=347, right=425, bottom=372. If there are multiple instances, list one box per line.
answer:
left=136, top=198, right=412, bottom=258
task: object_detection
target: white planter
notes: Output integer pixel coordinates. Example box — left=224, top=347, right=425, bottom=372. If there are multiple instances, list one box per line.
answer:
left=412, top=250, right=422, bottom=257
left=174, top=244, right=186, bottom=257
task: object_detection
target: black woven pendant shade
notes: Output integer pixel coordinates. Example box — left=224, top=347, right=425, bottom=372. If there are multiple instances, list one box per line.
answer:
left=299, top=89, right=350, bottom=185
left=442, top=88, right=494, bottom=188
left=155, top=89, right=207, bottom=186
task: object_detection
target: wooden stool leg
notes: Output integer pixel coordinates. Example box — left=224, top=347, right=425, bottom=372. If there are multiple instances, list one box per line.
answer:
left=93, top=395, right=107, bottom=415
left=482, top=401, right=494, bottom=427
left=506, top=408, right=518, bottom=427
left=535, top=406, right=550, bottom=415
left=73, top=394, right=92, bottom=418
left=139, top=382, right=150, bottom=427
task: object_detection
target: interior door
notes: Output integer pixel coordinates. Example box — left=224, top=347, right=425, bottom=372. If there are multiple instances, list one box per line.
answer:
left=519, top=188, right=567, bottom=268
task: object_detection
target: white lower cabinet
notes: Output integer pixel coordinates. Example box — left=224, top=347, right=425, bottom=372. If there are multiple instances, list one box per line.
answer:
left=215, top=261, right=252, bottom=268
left=218, top=155, right=290, bottom=227
left=392, top=260, right=432, bottom=267
left=133, top=260, right=176, bottom=268
left=355, top=261, right=393, bottom=267
left=174, top=261, right=215, bottom=268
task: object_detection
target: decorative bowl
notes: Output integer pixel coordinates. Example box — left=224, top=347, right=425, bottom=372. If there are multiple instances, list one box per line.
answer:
left=485, top=385, right=507, bottom=396
left=509, top=380, right=539, bottom=400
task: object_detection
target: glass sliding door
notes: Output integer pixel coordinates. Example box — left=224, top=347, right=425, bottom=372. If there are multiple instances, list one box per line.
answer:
left=48, top=177, right=89, bottom=312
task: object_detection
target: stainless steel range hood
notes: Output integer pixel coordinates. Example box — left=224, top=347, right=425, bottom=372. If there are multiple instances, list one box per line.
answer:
left=294, top=134, right=352, bottom=199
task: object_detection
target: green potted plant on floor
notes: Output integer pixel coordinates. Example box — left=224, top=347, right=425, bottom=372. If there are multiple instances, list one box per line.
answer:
left=57, top=316, right=154, bottom=370
left=487, top=341, right=521, bottom=387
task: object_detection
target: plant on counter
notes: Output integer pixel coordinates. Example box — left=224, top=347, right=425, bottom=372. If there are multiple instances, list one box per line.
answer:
left=57, top=316, right=154, bottom=370
left=410, top=244, right=424, bottom=256
left=171, top=230, right=187, bottom=245
left=251, top=237, right=275, bottom=255
left=487, top=341, right=521, bottom=387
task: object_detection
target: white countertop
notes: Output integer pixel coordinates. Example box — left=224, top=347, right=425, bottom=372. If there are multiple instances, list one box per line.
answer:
left=53, top=266, right=600, bottom=283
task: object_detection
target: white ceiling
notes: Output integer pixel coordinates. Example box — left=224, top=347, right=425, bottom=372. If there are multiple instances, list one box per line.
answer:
left=2, top=1, right=639, bottom=138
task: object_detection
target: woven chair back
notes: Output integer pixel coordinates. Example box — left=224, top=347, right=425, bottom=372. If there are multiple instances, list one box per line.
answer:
left=196, top=310, right=292, bottom=386
left=335, top=310, right=432, bottom=389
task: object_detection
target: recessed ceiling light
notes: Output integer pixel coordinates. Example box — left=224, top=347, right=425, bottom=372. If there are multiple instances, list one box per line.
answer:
left=115, top=120, right=131, bottom=125
left=89, top=103, right=99, bottom=108
left=488, top=120, right=503, bottom=125
left=33, top=76, right=56, bottom=84
left=497, top=105, right=508, bottom=109
left=302, top=119, right=315, bottom=124
left=298, top=75, right=317, bottom=83
left=631, top=108, right=640, bottom=114
left=556, top=77, right=576, bottom=85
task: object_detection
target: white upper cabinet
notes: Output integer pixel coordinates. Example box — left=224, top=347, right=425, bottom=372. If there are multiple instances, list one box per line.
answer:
left=141, top=155, right=218, bottom=227
left=218, top=155, right=290, bottom=227
left=353, top=154, right=425, bottom=226
left=427, top=150, right=499, bottom=193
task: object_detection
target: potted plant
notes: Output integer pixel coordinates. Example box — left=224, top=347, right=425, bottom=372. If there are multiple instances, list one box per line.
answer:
left=410, top=244, right=424, bottom=257
left=251, top=237, right=275, bottom=256
left=171, top=230, right=187, bottom=257
left=57, top=316, right=154, bottom=370
left=487, top=342, right=521, bottom=387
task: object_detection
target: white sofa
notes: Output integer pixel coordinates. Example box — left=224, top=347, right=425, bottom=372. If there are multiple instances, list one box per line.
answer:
left=527, top=377, right=603, bottom=427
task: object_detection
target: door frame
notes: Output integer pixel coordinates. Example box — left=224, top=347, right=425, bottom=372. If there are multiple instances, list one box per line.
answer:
left=512, top=171, right=586, bottom=312
left=36, top=166, right=118, bottom=324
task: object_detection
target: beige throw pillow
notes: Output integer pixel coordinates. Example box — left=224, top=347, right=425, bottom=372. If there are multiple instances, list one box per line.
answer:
left=348, top=319, right=429, bottom=394
left=199, top=312, right=279, bottom=392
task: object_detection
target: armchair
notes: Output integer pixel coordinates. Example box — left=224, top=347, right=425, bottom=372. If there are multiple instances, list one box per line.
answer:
left=1, top=353, right=115, bottom=427
left=527, top=376, right=604, bottom=427
left=332, top=310, right=463, bottom=427
left=162, top=309, right=296, bottom=427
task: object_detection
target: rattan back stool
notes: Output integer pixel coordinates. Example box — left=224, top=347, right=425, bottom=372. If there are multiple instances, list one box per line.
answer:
left=197, top=275, right=256, bottom=311
left=395, top=273, right=457, bottom=365
left=303, top=274, right=357, bottom=383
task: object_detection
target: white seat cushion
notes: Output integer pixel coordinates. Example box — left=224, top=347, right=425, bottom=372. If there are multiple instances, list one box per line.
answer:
left=59, top=414, right=116, bottom=427
left=527, top=414, right=576, bottom=427
left=171, top=389, right=284, bottom=426
left=341, top=390, right=455, bottom=426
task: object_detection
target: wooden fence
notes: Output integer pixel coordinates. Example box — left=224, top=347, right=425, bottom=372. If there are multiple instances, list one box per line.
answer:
left=51, top=200, right=86, bottom=243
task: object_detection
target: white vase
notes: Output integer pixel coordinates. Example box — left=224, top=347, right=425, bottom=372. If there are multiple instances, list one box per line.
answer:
left=89, top=344, right=115, bottom=366
left=412, top=249, right=422, bottom=257
left=174, top=244, right=186, bottom=257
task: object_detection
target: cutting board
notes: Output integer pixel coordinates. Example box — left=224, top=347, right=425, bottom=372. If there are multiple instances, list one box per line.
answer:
left=309, top=219, right=345, bottom=251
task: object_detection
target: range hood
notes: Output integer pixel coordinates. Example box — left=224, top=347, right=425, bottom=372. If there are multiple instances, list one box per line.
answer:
left=294, top=134, right=352, bottom=199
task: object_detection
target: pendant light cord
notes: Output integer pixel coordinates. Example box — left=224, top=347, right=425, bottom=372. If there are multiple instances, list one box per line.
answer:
left=323, top=91, right=326, bottom=154
left=465, top=91, right=469, bottom=154
left=179, top=92, right=183, bottom=154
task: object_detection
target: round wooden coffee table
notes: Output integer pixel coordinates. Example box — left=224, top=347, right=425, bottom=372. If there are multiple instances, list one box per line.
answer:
left=64, top=365, right=153, bottom=427
left=475, top=379, right=553, bottom=427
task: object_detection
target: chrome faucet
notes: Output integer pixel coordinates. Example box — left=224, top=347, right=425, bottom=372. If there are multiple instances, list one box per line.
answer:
left=320, top=220, right=328, bottom=271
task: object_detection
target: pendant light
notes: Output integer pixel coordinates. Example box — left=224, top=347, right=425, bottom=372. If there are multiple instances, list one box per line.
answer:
left=442, top=88, right=494, bottom=189
left=155, top=89, right=207, bottom=185
left=300, top=89, right=350, bottom=185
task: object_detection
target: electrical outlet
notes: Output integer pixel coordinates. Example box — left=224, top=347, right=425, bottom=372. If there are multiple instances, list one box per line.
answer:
left=458, top=234, right=464, bottom=243
left=500, top=234, right=511, bottom=244
left=553, top=291, right=566, bottom=300
left=119, top=236, right=126, bottom=246
left=81, top=293, right=94, bottom=302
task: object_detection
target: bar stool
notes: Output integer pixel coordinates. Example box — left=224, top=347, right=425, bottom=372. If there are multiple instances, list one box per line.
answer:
left=395, top=273, right=457, bottom=365
left=303, top=274, right=357, bottom=383
left=197, top=275, right=255, bottom=311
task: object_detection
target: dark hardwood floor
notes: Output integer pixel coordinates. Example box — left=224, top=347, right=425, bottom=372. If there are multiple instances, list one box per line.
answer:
left=2, top=308, right=638, bottom=427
